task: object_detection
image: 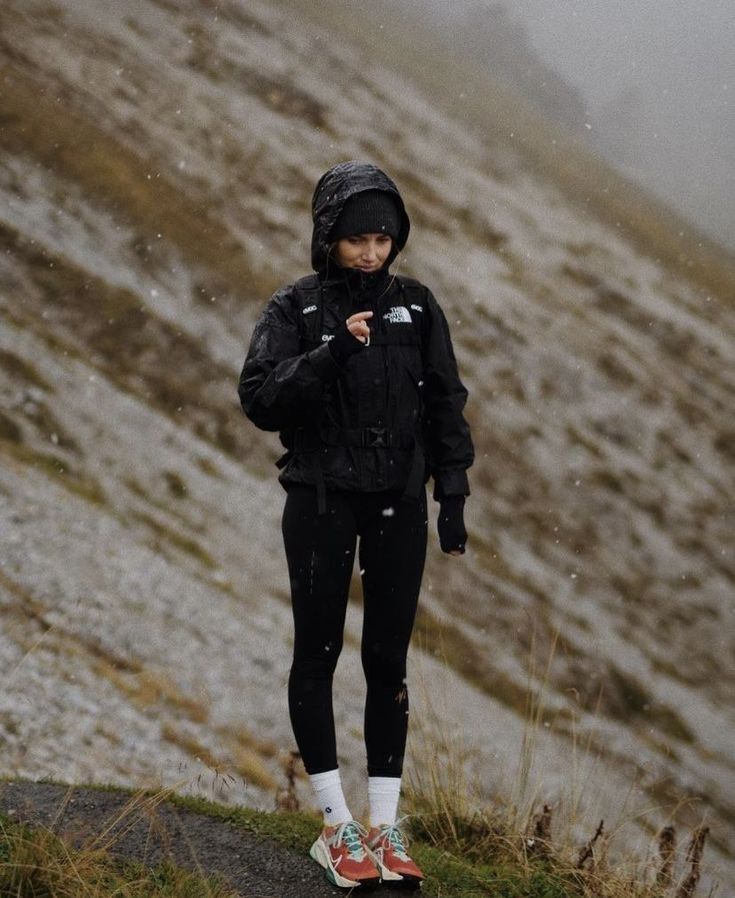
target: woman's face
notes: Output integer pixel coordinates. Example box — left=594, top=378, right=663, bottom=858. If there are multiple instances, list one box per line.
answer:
left=334, top=234, right=393, bottom=273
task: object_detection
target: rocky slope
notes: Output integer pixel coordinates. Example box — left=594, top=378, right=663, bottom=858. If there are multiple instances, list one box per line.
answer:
left=1, top=0, right=733, bottom=889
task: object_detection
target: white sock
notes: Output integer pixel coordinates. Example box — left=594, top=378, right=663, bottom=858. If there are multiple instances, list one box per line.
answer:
left=368, top=776, right=401, bottom=827
left=309, top=769, right=352, bottom=826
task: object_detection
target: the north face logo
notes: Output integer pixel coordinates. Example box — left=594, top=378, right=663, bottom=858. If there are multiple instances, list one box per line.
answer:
left=384, top=306, right=412, bottom=324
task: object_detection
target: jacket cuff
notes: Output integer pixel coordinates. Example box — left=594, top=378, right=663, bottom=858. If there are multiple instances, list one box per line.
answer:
left=433, top=469, right=471, bottom=501
left=307, top=341, right=342, bottom=382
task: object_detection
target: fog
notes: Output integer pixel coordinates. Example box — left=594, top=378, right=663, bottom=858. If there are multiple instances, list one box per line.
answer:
left=389, top=0, right=735, bottom=251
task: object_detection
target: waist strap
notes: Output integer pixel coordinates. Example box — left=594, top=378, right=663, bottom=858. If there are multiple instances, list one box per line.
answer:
left=289, top=427, right=425, bottom=514
left=294, top=427, right=415, bottom=451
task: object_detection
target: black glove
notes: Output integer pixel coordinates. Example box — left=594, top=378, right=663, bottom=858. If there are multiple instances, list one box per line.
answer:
left=437, top=495, right=467, bottom=555
left=328, top=323, right=365, bottom=365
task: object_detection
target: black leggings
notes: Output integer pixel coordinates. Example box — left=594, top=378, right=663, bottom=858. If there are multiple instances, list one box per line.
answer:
left=282, top=485, right=428, bottom=777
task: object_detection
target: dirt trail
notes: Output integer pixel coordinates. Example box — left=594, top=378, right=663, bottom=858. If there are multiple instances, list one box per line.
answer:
left=0, top=780, right=381, bottom=897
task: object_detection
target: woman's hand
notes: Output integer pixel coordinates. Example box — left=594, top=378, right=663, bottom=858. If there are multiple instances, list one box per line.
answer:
left=329, top=311, right=374, bottom=365
left=437, top=496, right=467, bottom=555
left=346, top=310, right=373, bottom=344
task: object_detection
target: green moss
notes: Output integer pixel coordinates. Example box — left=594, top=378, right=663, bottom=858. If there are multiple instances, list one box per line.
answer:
left=171, top=795, right=322, bottom=853
left=415, top=852, right=584, bottom=898
left=115, top=794, right=591, bottom=898
left=94, top=791, right=583, bottom=898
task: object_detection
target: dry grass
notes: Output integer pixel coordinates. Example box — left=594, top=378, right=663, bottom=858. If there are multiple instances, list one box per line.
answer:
left=413, top=604, right=531, bottom=716
left=274, top=751, right=302, bottom=813
left=0, top=347, right=53, bottom=391
left=0, top=434, right=107, bottom=506
left=0, top=782, right=240, bottom=898
left=404, top=636, right=719, bottom=897
left=183, top=20, right=331, bottom=132
left=0, top=605, right=721, bottom=895
left=160, top=724, right=276, bottom=793
left=129, top=510, right=218, bottom=570
left=0, top=59, right=274, bottom=299
left=0, top=219, right=270, bottom=472
left=93, top=663, right=210, bottom=724
left=0, top=772, right=715, bottom=897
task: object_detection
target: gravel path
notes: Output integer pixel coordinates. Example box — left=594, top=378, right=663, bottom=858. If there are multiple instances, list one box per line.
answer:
left=0, top=780, right=399, bottom=897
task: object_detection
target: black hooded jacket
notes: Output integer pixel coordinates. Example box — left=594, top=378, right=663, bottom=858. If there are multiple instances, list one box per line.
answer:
left=238, top=161, right=473, bottom=502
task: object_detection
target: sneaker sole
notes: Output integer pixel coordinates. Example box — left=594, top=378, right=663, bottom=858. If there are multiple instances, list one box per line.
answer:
left=366, top=848, right=423, bottom=890
left=383, top=875, right=423, bottom=891
left=310, top=837, right=381, bottom=890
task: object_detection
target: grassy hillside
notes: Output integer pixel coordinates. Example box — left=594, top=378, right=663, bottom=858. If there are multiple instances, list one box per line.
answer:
left=0, top=776, right=714, bottom=897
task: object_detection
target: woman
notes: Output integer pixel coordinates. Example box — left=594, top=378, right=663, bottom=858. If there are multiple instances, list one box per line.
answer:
left=238, top=160, right=473, bottom=890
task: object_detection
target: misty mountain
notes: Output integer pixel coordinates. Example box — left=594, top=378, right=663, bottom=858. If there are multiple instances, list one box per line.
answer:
left=372, top=0, right=590, bottom=135
left=592, top=86, right=649, bottom=172
left=404, top=0, right=735, bottom=249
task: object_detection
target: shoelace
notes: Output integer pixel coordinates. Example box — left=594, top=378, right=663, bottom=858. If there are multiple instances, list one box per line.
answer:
left=332, top=820, right=368, bottom=860
left=378, top=817, right=412, bottom=861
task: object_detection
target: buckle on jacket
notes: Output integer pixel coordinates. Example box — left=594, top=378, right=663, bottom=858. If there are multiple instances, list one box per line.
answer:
left=362, top=427, right=391, bottom=448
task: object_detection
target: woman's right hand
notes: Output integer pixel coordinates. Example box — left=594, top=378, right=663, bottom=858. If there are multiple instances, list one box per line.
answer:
left=346, top=310, right=373, bottom=344
left=329, top=311, right=374, bottom=365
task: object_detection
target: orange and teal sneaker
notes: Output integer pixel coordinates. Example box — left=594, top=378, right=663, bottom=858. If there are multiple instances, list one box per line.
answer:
left=366, top=820, right=424, bottom=889
left=309, top=820, right=381, bottom=890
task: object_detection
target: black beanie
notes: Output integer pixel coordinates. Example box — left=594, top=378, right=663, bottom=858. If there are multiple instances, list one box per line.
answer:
left=329, top=190, right=401, bottom=242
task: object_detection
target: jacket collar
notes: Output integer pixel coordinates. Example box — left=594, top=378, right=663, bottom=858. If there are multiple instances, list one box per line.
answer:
left=320, top=264, right=393, bottom=304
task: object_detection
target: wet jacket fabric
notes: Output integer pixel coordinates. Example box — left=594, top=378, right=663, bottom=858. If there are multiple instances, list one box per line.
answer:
left=238, top=161, right=474, bottom=502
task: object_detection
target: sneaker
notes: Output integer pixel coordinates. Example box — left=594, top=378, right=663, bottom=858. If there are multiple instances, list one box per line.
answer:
left=366, top=819, right=424, bottom=888
left=310, top=819, right=381, bottom=890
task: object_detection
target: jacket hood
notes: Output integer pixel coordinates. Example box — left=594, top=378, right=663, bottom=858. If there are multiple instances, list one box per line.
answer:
left=310, top=161, right=411, bottom=274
